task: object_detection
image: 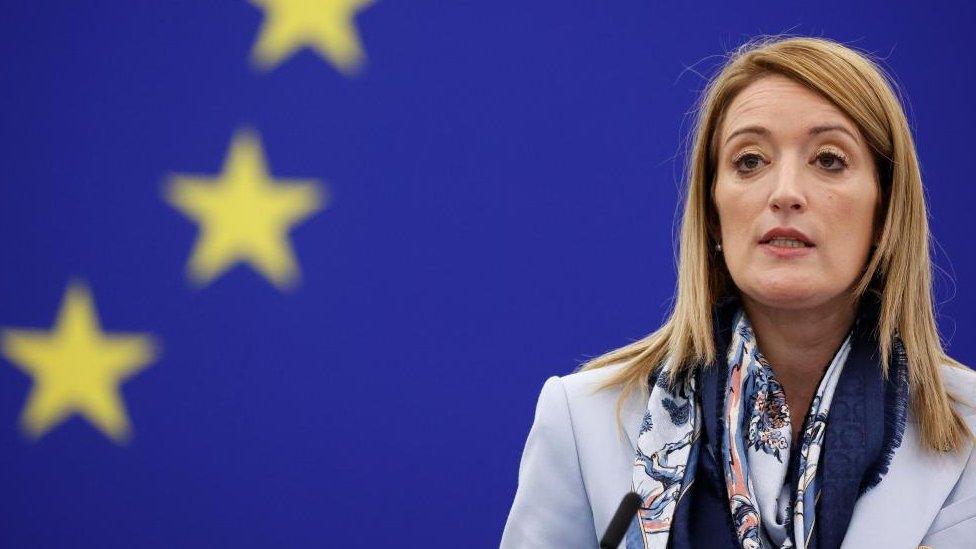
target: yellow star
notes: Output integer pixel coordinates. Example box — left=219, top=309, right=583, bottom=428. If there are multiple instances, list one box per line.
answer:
left=250, top=0, right=375, bottom=74
left=166, top=128, right=326, bottom=290
left=1, top=282, right=156, bottom=443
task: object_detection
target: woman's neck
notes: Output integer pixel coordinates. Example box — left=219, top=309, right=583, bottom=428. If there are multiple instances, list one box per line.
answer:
left=741, top=294, right=857, bottom=440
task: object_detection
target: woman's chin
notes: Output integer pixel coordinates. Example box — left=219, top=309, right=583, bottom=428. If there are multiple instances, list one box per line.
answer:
left=740, top=279, right=829, bottom=309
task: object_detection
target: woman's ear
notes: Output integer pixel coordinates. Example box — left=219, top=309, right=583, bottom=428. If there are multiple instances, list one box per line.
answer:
left=710, top=230, right=724, bottom=253
left=710, top=222, right=723, bottom=246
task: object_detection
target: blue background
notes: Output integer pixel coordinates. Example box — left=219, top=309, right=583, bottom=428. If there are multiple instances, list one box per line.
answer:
left=1, top=1, right=974, bottom=546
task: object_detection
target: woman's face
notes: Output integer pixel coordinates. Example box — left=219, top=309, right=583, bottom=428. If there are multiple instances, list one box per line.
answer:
left=713, top=74, right=880, bottom=311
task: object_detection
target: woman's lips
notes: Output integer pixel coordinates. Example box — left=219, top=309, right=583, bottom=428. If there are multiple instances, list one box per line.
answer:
left=758, top=242, right=815, bottom=258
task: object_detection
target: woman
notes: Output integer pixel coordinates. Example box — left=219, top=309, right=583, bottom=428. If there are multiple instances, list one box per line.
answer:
left=501, top=36, right=976, bottom=549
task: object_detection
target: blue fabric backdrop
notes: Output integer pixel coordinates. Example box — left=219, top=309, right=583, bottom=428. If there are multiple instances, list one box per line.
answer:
left=1, top=1, right=974, bottom=547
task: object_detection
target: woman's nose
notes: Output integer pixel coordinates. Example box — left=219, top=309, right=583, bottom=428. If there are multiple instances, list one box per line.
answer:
left=768, top=161, right=807, bottom=212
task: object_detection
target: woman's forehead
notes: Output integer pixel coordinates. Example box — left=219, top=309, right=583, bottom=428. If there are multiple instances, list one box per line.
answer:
left=719, top=75, right=861, bottom=146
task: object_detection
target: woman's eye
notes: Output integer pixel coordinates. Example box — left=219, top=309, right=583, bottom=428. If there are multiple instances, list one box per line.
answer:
left=733, top=153, right=766, bottom=174
left=815, top=151, right=848, bottom=171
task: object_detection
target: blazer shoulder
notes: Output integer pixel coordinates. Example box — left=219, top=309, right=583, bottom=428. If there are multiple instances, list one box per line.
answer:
left=556, top=363, right=643, bottom=419
left=558, top=362, right=629, bottom=395
left=555, top=363, right=648, bottom=452
left=943, top=362, right=976, bottom=419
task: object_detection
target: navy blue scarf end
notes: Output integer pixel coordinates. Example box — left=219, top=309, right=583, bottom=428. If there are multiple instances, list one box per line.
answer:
left=860, top=336, right=910, bottom=494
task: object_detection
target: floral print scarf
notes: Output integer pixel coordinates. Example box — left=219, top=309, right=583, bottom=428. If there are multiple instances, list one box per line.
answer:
left=628, top=309, right=852, bottom=549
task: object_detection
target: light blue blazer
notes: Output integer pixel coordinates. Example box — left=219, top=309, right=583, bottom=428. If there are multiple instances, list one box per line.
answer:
left=501, top=363, right=976, bottom=548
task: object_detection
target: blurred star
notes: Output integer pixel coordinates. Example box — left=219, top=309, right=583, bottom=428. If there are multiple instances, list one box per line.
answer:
left=167, top=128, right=326, bottom=290
left=1, top=282, right=157, bottom=443
left=250, top=0, right=375, bottom=74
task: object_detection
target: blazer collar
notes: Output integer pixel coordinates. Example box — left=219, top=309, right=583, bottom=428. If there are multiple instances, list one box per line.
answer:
left=624, top=384, right=644, bottom=452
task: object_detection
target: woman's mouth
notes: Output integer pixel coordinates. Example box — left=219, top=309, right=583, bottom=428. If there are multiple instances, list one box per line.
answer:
left=759, top=239, right=814, bottom=258
left=765, top=237, right=811, bottom=248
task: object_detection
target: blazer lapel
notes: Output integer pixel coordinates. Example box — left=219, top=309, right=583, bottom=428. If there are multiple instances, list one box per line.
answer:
left=624, top=384, right=646, bottom=451
left=840, top=418, right=974, bottom=548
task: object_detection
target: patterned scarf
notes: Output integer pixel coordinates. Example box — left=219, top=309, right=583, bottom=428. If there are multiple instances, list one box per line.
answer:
left=627, top=309, right=852, bottom=549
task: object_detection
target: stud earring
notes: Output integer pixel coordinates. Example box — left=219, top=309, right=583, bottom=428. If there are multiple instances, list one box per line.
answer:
left=715, top=243, right=723, bottom=252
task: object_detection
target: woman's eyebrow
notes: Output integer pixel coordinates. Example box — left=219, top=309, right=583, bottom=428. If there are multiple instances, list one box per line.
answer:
left=808, top=124, right=860, bottom=144
left=723, top=124, right=860, bottom=146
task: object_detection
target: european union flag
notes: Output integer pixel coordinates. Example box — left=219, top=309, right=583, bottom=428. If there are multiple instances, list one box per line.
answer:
left=1, top=2, right=974, bottom=547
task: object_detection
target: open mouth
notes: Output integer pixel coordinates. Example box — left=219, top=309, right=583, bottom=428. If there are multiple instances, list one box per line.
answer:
left=761, top=237, right=813, bottom=248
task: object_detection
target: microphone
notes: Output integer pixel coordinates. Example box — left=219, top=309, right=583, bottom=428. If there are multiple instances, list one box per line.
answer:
left=600, top=492, right=642, bottom=549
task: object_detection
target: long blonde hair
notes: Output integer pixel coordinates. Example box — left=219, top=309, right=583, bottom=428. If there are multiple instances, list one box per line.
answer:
left=581, top=36, right=970, bottom=453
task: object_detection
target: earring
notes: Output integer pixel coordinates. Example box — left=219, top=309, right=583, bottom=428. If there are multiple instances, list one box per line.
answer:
left=715, top=243, right=723, bottom=252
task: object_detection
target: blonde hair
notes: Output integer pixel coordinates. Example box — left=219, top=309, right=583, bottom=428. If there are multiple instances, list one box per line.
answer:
left=581, top=36, right=970, bottom=453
